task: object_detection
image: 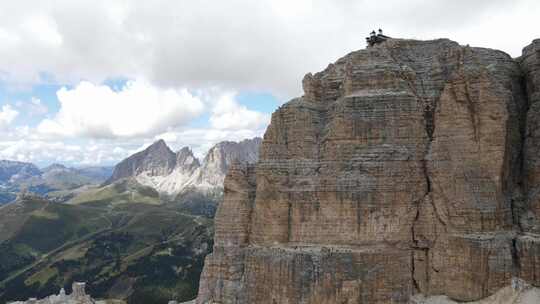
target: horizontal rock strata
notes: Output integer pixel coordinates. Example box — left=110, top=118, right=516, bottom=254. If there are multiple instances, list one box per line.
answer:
left=194, top=38, right=540, bottom=303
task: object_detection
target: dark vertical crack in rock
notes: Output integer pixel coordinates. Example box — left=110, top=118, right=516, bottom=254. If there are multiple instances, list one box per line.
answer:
left=246, top=165, right=257, bottom=245
left=398, top=67, right=437, bottom=296
left=512, top=237, right=521, bottom=279
left=411, top=252, right=421, bottom=293
left=287, top=194, right=293, bottom=242
left=509, top=61, right=531, bottom=281
left=462, top=79, right=480, bottom=142
left=386, top=46, right=446, bottom=297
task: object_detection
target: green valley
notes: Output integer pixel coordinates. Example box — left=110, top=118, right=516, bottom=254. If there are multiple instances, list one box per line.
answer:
left=0, top=185, right=216, bottom=304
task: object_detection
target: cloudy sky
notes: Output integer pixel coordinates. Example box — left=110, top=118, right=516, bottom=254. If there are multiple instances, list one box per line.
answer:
left=0, top=0, right=539, bottom=167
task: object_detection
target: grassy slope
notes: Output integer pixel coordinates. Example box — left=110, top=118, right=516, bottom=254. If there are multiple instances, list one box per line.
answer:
left=0, top=197, right=47, bottom=242
left=0, top=182, right=216, bottom=304
left=0, top=167, right=111, bottom=206
left=68, top=179, right=160, bottom=206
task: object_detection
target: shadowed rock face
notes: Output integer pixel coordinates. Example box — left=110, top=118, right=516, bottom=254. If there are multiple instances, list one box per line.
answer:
left=520, top=38, right=540, bottom=287
left=193, top=38, right=540, bottom=303
left=106, top=139, right=177, bottom=184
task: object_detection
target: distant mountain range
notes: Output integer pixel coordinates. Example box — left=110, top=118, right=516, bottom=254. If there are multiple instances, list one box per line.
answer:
left=0, top=137, right=261, bottom=303
left=106, top=138, right=261, bottom=195
left=0, top=161, right=113, bottom=205
left=0, top=137, right=262, bottom=206
left=0, top=160, right=42, bottom=184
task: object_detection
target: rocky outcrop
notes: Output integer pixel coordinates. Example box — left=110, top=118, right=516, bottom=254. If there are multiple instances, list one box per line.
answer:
left=8, top=282, right=120, bottom=304
left=107, top=138, right=262, bottom=195
left=193, top=38, right=540, bottom=303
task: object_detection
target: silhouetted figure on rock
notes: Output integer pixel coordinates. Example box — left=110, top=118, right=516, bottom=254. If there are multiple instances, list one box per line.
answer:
left=366, top=29, right=390, bottom=47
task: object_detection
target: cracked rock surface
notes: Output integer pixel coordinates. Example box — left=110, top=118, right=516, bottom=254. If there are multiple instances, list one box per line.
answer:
left=192, top=38, right=540, bottom=303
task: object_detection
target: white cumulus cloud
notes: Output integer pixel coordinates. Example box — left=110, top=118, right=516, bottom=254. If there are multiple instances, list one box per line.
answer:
left=209, top=92, right=271, bottom=130
left=0, top=105, right=19, bottom=129
left=0, top=0, right=536, bottom=96
left=0, top=140, right=80, bottom=164
left=0, top=139, right=136, bottom=166
left=37, top=80, right=205, bottom=139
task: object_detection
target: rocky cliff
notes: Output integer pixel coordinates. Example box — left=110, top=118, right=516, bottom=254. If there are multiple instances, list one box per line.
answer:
left=193, top=38, right=540, bottom=303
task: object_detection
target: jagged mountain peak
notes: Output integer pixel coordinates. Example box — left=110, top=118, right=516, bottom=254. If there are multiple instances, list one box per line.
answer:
left=147, top=138, right=172, bottom=152
left=108, top=137, right=262, bottom=195
left=106, top=139, right=177, bottom=184
left=177, top=146, right=193, bottom=154
left=176, top=146, right=201, bottom=170
left=176, top=146, right=196, bottom=161
left=203, top=137, right=261, bottom=164
left=200, top=137, right=262, bottom=185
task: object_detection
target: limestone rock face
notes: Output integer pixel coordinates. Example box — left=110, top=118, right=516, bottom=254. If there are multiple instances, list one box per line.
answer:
left=520, top=38, right=540, bottom=289
left=194, top=38, right=540, bottom=303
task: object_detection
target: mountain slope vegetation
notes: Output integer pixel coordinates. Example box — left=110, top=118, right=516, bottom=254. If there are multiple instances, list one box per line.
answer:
left=0, top=192, right=214, bottom=304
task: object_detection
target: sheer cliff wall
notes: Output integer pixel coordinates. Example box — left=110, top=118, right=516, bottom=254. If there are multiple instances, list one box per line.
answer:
left=194, top=38, right=540, bottom=303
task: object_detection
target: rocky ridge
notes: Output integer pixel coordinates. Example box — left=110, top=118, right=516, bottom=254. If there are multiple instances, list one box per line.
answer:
left=0, top=160, right=41, bottom=184
left=191, top=38, right=540, bottom=303
left=106, top=138, right=261, bottom=195
left=0, top=161, right=112, bottom=186
left=0, top=161, right=113, bottom=205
